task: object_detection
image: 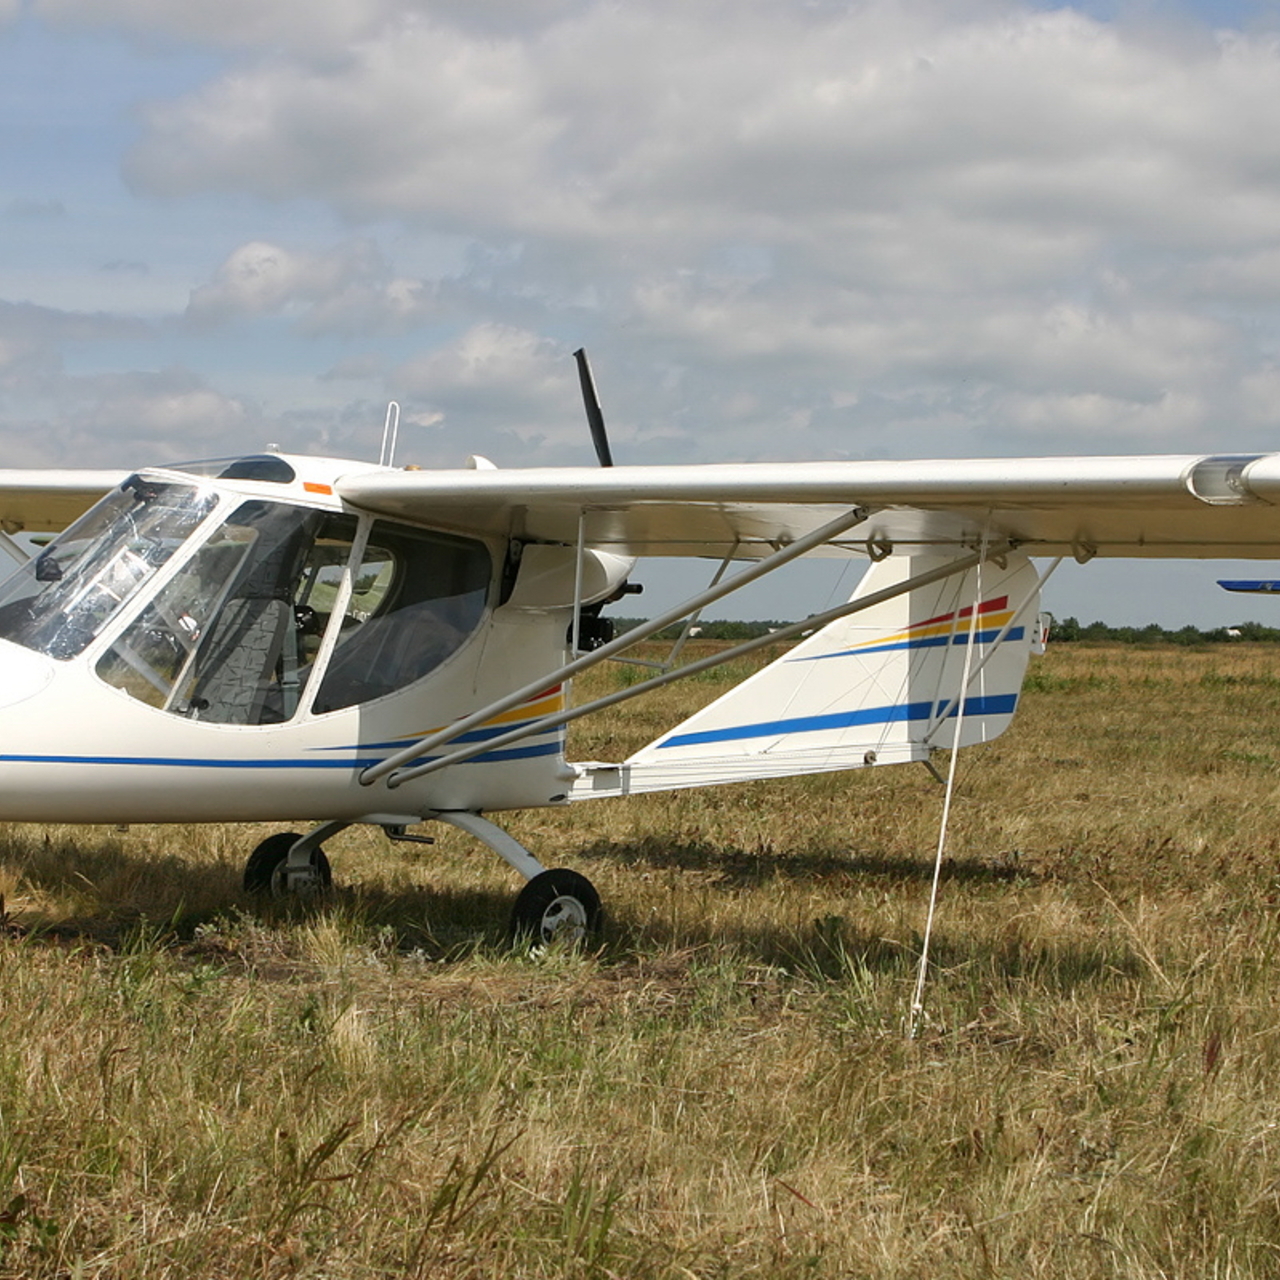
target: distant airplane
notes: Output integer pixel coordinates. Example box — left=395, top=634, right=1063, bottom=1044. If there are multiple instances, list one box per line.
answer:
left=0, top=361, right=1279, bottom=944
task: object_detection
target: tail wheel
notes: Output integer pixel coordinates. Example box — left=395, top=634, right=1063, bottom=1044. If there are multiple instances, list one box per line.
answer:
left=243, top=832, right=333, bottom=897
left=509, top=869, right=601, bottom=949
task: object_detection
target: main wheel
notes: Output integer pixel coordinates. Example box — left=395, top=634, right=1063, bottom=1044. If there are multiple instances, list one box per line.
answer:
left=509, top=869, right=601, bottom=949
left=243, top=832, right=332, bottom=897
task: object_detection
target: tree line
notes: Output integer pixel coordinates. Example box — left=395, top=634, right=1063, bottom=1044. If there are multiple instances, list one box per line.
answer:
left=613, top=615, right=1280, bottom=644
left=1048, top=617, right=1280, bottom=644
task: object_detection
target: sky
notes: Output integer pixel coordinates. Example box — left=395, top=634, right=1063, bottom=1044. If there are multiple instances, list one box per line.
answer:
left=5, top=0, right=1280, bottom=625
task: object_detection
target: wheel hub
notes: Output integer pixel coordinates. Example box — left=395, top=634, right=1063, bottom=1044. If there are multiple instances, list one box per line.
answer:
left=272, top=860, right=326, bottom=898
left=539, top=894, right=589, bottom=944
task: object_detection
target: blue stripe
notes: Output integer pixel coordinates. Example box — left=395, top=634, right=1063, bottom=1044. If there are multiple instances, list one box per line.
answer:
left=0, top=740, right=563, bottom=772
left=466, top=741, right=564, bottom=765
left=657, top=693, right=1019, bottom=749
left=794, top=626, right=1024, bottom=661
left=0, top=753, right=378, bottom=770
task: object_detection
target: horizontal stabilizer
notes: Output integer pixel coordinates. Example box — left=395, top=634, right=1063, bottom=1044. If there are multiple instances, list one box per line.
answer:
left=571, top=551, right=1040, bottom=799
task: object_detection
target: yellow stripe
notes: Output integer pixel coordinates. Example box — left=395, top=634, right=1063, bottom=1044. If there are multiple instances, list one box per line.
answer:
left=485, top=692, right=565, bottom=727
left=849, top=610, right=1016, bottom=651
left=394, top=690, right=566, bottom=743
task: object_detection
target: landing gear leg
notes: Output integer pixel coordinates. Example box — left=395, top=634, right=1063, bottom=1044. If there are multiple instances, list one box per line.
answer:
left=243, top=821, right=348, bottom=897
left=432, top=811, right=602, bottom=948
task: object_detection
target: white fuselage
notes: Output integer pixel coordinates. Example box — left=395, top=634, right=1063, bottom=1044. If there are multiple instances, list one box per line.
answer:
left=0, top=455, right=603, bottom=825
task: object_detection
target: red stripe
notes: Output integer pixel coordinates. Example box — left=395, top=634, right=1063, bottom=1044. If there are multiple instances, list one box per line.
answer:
left=909, top=596, right=1009, bottom=632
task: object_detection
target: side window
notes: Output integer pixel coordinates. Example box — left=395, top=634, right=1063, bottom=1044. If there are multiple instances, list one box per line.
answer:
left=97, top=503, right=358, bottom=725
left=312, top=523, right=491, bottom=714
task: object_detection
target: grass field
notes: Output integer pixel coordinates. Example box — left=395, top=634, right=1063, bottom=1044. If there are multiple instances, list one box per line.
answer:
left=4, top=641, right=1280, bottom=1277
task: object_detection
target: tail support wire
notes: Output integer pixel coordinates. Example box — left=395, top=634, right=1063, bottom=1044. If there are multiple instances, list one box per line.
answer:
left=379, top=542, right=1011, bottom=791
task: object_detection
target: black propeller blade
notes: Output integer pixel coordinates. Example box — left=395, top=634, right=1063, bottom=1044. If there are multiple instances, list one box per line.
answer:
left=573, top=347, right=614, bottom=467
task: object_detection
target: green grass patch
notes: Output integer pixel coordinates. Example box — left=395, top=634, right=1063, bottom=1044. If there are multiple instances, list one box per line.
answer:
left=1, top=644, right=1280, bottom=1275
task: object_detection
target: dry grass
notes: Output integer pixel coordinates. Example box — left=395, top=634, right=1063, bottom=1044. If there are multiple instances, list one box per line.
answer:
left=3, top=642, right=1280, bottom=1276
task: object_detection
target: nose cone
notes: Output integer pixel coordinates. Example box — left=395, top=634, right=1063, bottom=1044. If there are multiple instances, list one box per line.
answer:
left=0, top=641, right=55, bottom=710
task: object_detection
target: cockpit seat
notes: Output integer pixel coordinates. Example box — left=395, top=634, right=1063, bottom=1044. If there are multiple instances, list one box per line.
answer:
left=184, top=503, right=318, bottom=724
left=187, top=597, right=292, bottom=724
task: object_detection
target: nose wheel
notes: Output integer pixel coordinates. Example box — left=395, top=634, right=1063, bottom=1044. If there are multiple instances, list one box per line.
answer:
left=240, top=817, right=601, bottom=944
left=509, top=868, right=602, bottom=949
left=243, top=831, right=333, bottom=898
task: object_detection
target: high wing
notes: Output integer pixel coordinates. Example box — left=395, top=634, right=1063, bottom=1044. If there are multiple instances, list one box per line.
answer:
left=0, top=470, right=128, bottom=533
left=337, top=452, right=1280, bottom=559
left=6, top=454, right=1280, bottom=558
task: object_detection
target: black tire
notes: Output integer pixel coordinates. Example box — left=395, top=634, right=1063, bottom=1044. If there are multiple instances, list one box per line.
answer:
left=243, top=832, right=332, bottom=896
left=509, top=868, right=602, bottom=949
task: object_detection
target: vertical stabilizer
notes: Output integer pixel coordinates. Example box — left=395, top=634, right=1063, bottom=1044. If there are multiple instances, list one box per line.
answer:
left=579, top=551, right=1040, bottom=798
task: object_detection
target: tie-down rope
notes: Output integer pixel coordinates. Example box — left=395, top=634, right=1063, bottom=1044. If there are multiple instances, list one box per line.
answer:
left=908, top=526, right=991, bottom=1038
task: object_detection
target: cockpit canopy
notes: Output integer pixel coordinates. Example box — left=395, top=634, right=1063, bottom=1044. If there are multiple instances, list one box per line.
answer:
left=0, top=477, right=217, bottom=661
left=0, top=468, right=492, bottom=724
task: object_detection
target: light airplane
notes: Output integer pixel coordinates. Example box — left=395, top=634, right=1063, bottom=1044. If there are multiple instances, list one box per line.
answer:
left=0, top=410, right=1278, bottom=943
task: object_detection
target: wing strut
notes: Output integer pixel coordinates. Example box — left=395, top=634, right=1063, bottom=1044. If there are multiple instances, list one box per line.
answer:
left=358, top=503, right=874, bottom=787
left=378, top=544, right=1009, bottom=790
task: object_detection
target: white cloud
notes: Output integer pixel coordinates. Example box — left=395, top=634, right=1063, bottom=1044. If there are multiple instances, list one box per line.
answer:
left=187, top=241, right=327, bottom=318
left=98, top=373, right=250, bottom=443
left=128, top=22, right=568, bottom=235
left=0, top=301, right=149, bottom=388
left=187, top=239, right=436, bottom=332
left=8, top=0, right=1280, bottom=475
left=34, top=0, right=588, bottom=50
left=0, top=303, right=293, bottom=464
left=0, top=364, right=261, bottom=465
left=123, top=6, right=1280, bottom=250
left=35, top=0, right=412, bottom=52
left=395, top=322, right=580, bottom=448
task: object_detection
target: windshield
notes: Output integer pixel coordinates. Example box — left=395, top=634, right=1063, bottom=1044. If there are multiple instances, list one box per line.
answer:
left=0, top=477, right=218, bottom=660
left=97, top=502, right=358, bottom=724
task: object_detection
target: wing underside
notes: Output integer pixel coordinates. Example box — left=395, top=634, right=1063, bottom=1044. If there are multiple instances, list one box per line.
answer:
left=0, top=470, right=128, bottom=533
left=337, top=452, right=1280, bottom=560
